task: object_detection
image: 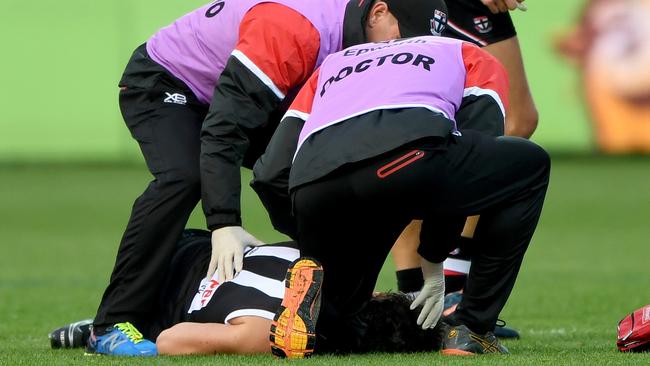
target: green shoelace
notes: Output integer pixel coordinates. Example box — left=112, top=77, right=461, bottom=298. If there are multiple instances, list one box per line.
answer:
left=115, top=322, right=144, bottom=344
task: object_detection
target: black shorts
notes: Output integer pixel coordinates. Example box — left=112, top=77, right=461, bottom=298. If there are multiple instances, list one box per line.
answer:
left=147, top=230, right=212, bottom=339
left=443, top=0, right=517, bottom=46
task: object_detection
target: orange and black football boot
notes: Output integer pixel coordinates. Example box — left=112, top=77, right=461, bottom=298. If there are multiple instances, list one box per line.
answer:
left=270, top=257, right=323, bottom=359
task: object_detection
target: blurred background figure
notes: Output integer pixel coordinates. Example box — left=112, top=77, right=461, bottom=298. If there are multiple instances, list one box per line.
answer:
left=556, top=0, right=650, bottom=154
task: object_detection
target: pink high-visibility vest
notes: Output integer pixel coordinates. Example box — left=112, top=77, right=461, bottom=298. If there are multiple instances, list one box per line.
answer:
left=297, top=36, right=467, bottom=154
left=147, top=0, right=349, bottom=103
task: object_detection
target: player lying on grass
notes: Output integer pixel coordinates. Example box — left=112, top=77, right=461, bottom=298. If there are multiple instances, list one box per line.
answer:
left=50, top=230, right=442, bottom=355
left=252, top=35, right=550, bottom=356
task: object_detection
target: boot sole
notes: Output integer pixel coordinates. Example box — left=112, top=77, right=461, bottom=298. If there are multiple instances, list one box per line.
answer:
left=270, top=258, right=323, bottom=359
left=441, top=348, right=477, bottom=356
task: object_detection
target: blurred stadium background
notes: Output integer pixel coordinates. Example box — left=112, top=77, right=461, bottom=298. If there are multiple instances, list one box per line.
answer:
left=1, top=0, right=649, bottom=364
left=0, top=0, right=595, bottom=162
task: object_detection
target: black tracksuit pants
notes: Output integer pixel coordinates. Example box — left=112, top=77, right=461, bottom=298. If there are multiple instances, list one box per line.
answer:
left=292, top=131, right=550, bottom=352
left=93, top=45, right=208, bottom=336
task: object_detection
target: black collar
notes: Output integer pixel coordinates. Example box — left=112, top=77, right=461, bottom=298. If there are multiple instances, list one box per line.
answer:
left=342, top=0, right=373, bottom=49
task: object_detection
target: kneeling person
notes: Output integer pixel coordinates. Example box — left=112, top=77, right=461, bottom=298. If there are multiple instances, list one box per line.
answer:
left=253, top=35, right=550, bottom=356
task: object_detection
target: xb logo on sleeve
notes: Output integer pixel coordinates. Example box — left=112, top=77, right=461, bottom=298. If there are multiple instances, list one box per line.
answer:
left=164, top=92, right=187, bottom=105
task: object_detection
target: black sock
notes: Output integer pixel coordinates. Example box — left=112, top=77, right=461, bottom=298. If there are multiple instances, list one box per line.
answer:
left=396, top=268, right=424, bottom=293
left=92, top=324, right=109, bottom=336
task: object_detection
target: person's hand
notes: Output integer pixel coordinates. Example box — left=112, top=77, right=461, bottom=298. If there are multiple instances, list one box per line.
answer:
left=480, top=0, right=527, bottom=14
left=207, top=226, right=265, bottom=282
left=409, top=259, right=445, bottom=329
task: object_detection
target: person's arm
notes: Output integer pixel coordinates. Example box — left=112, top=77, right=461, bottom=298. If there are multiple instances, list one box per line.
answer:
left=484, top=37, right=537, bottom=138
left=477, top=0, right=537, bottom=137
left=156, top=317, right=271, bottom=355
left=202, top=4, right=320, bottom=281
left=201, top=3, right=320, bottom=231
left=251, top=70, right=320, bottom=239
left=455, top=42, right=509, bottom=137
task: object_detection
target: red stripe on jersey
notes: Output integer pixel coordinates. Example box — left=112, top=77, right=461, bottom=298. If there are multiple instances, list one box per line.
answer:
left=461, top=42, right=510, bottom=112
left=287, top=68, right=320, bottom=116
left=444, top=269, right=467, bottom=276
left=447, top=20, right=488, bottom=47
left=235, top=3, right=321, bottom=97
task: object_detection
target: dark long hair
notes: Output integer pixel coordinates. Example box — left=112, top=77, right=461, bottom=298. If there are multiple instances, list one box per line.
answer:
left=357, top=292, right=443, bottom=353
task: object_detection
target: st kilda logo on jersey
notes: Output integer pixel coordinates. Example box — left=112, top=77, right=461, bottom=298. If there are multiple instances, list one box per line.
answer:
left=474, top=16, right=493, bottom=33
left=430, top=9, right=447, bottom=36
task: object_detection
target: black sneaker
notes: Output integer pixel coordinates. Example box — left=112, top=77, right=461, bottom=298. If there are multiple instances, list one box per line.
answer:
left=493, top=319, right=520, bottom=339
left=443, top=292, right=521, bottom=339
left=269, top=258, right=323, bottom=359
left=442, top=324, right=509, bottom=355
left=49, top=319, right=93, bottom=349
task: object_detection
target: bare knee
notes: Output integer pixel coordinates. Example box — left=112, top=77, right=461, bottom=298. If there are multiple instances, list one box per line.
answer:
left=155, top=328, right=174, bottom=355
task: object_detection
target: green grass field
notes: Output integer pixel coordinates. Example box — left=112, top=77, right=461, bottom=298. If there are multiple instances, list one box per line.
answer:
left=2, top=1, right=647, bottom=365
left=1, top=156, right=649, bottom=365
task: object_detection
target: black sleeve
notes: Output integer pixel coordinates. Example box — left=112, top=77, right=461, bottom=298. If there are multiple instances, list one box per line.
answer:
left=443, top=0, right=517, bottom=46
left=417, top=216, right=466, bottom=263
left=455, top=95, right=505, bottom=137
left=250, top=116, right=305, bottom=239
left=200, top=57, right=282, bottom=230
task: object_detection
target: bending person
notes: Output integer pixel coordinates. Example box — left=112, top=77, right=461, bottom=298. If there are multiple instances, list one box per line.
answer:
left=91, top=0, right=449, bottom=355
left=252, top=35, right=550, bottom=356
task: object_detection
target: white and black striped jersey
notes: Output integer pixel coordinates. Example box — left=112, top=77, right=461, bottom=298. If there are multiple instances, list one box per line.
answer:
left=185, top=243, right=299, bottom=324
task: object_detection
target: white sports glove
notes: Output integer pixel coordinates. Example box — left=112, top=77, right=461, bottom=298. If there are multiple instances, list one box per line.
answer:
left=207, top=226, right=265, bottom=283
left=409, top=259, right=445, bottom=329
